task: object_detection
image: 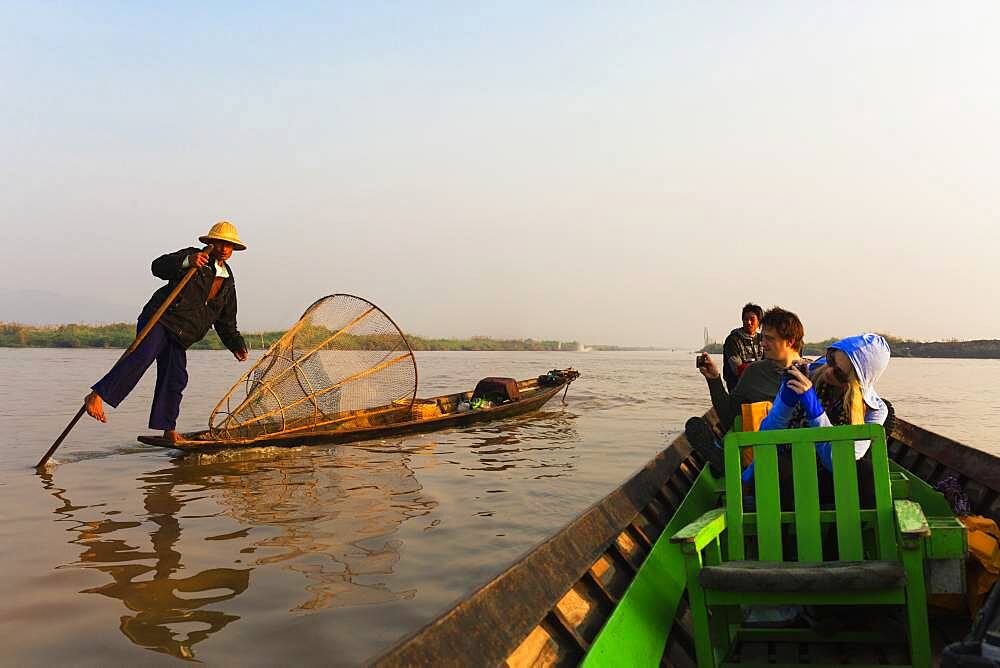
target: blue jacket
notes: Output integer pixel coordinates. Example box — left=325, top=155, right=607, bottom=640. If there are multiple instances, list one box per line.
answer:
left=746, top=334, right=890, bottom=480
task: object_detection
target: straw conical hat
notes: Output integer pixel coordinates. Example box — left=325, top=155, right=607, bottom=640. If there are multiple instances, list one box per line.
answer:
left=199, top=221, right=246, bottom=251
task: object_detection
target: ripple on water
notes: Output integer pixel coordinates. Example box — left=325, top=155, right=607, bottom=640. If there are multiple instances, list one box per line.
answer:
left=1, top=350, right=996, bottom=664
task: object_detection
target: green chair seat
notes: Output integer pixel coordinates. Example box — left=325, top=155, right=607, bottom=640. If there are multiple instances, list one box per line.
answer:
left=699, top=559, right=906, bottom=592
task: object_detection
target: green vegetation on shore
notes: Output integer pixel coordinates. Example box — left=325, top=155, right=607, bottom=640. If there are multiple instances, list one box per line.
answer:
left=0, top=322, right=580, bottom=352
left=6, top=322, right=997, bottom=357
left=702, top=333, right=1000, bottom=359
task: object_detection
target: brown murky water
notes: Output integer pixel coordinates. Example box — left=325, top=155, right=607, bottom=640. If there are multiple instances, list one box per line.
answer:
left=1, top=350, right=997, bottom=665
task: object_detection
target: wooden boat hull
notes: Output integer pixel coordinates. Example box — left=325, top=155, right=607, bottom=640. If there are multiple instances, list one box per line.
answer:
left=137, top=370, right=575, bottom=451
left=373, top=412, right=984, bottom=667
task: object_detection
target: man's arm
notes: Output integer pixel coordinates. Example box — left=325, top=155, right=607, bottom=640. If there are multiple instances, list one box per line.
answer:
left=708, top=377, right=738, bottom=431
left=214, top=285, right=248, bottom=359
left=151, top=248, right=198, bottom=281
left=698, top=355, right=739, bottom=432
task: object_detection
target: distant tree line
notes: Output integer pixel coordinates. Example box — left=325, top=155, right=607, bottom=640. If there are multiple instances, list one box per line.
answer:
left=0, top=322, right=580, bottom=352
left=702, top=333, right=1000, bottom=359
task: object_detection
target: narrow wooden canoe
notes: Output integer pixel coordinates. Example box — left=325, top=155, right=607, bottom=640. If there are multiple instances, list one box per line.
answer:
left=372, top=412, right=985, bottom=666
left=137, top=368, right=579, bottom=451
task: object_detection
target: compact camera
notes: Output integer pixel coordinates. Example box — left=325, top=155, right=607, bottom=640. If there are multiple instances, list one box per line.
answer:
left=782, top=362, right=809, bottom=381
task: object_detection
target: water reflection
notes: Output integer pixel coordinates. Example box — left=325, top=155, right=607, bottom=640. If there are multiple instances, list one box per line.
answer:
left=42, top=471, right=250, bottom=661
left=195, top=444, right=437, bottom=611
left=458, top=410, right=580, bottom=479
left=40, top=442, right=437, bottom=661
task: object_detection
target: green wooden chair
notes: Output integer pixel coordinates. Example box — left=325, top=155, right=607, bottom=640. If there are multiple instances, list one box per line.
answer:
left=670, top=423, right=932, bottom=667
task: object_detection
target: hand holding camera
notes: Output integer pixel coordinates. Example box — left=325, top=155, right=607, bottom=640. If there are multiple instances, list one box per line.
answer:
left=782, top=361, right=812, bottom=395
left=696, top=353, right=720, bottom=380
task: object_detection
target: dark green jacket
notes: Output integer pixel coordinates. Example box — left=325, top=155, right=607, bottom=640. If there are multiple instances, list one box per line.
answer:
left=139, top=247, right=247, bottom=352
left=707, top=359, right=782, bottom=432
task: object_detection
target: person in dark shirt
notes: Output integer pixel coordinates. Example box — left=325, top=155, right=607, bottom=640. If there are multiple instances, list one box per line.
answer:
left=83, top=222, right=250, bottom=443
left=721, top=303, right=764, bottom=392
left=687, top=307, right=806, bottom=474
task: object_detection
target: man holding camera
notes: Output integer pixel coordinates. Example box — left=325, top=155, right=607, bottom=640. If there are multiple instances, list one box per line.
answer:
left=687, top=307, right=806, bottom=473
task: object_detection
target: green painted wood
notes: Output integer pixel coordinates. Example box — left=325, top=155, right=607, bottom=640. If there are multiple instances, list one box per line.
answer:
left=868, top=429, right=897, bottom=560
left=925, top=517, right=967, bottom=559
left=704, top=536, right=722, bottom=566
left=831, top=440, right=863, bottom=560
left=742, top=509, right=878, bottom=526
left=671, top=424, right=932, bottom=667
left=900, top=540, right=932, bottom=666
left=671, top=508, right=726, bottom=546
left=703, top=539, right=729, bottom=662
left=582, top=468, right=721, bottom=668
left=894, top=500, right=930, bottom=537
left=889, top=460, right=956, bottom=515
left=752, top=443, right=782, bottom=561
left=725, top=424, right=875, bottom=448
left=887, top=461, right=966, bottom=558
left=890, top=471, right=911, bottom=499
left=791, top=444, right=822, bottom=561
left=684, top=547, right=715, bottom=668
left=723, top=433, right=745, bottom=561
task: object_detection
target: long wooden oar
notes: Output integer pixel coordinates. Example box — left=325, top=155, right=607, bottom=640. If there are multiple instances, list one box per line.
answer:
left=35, top=245, right=213, bottom=470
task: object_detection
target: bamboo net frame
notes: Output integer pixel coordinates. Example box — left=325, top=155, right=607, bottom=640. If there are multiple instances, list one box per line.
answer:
left=208, top=294, right=417, bottom=440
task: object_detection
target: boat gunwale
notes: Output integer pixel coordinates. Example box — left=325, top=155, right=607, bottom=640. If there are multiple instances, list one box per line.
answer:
left=373, top=412, right=996, bottom=666
left=892, top=418, right=1000, bottom=495
left=370, top=420, right=695, bottom=667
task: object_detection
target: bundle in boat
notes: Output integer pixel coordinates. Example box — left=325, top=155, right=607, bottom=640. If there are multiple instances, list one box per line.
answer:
left=207, top=294, right=417, bottom=441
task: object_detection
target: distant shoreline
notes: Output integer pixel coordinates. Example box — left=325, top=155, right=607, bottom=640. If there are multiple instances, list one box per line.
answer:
left=702, top=336, right=1000, bottom=360
left=0, top=322, right=666, bottom=353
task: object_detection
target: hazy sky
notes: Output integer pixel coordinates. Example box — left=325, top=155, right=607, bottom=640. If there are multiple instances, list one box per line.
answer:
left=2, top=2, right=998, bottom=347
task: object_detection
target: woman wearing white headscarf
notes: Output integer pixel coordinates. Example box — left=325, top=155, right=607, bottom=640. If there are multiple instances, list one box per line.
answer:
left=760, top=333, right=891, bottom=473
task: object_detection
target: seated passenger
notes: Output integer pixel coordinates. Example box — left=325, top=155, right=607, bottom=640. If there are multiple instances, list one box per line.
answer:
left=686, top=307, right=806, bottom=474
left=761, top=333, right=890, bottom=474
left=722, top=302, right=764, bottom=393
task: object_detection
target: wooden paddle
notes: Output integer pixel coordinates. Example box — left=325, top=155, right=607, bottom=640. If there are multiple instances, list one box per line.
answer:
left=35, top=245, right=214, bottom=470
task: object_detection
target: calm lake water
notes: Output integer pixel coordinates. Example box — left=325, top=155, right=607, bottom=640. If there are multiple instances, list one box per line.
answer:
left=2, top=349, right=999, bottom=665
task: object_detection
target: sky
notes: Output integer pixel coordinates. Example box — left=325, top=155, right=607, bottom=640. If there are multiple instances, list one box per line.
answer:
left=2, top=2, right=998, bottom=347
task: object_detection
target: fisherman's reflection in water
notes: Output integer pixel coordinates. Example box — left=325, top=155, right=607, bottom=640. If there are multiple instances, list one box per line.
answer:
left=41, top=443, right=437, bottom=661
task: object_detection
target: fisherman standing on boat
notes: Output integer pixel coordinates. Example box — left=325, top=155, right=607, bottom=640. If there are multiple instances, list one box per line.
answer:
left=83, top=222, right=249, bottom=443
left=721, top=303, right=763, bottom=392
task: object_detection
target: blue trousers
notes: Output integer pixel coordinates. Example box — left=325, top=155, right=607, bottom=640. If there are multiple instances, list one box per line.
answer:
left=92, top=319, right=188, bottom=430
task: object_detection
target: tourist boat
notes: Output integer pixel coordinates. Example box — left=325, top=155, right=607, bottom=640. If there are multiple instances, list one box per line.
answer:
left=137, top=368, right=580, bottom=450
left=372, top=412, right=986, bottom=666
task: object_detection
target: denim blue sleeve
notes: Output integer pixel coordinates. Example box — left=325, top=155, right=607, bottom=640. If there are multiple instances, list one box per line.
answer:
left=759, top=382, right=799, bottom=431
left=809, top=413, right=835, bottom=471
left=779, top=380, right=799, bottom=407
left=741, top=461, right=755, bottom=483
left=799, top=387, right=824, bottom=420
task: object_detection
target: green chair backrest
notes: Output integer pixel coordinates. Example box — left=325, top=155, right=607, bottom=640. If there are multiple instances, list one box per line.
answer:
left=722, top=423, right=894, bottom=563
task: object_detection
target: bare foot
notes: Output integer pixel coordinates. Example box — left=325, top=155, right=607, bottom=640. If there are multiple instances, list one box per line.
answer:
left=162, top=429, right=179, bottom=443
left=84, top=391, right=107, bottom=423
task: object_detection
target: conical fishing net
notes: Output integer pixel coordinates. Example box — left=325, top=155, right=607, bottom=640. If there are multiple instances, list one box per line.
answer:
left=208, top=294, right=417, bottom=440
